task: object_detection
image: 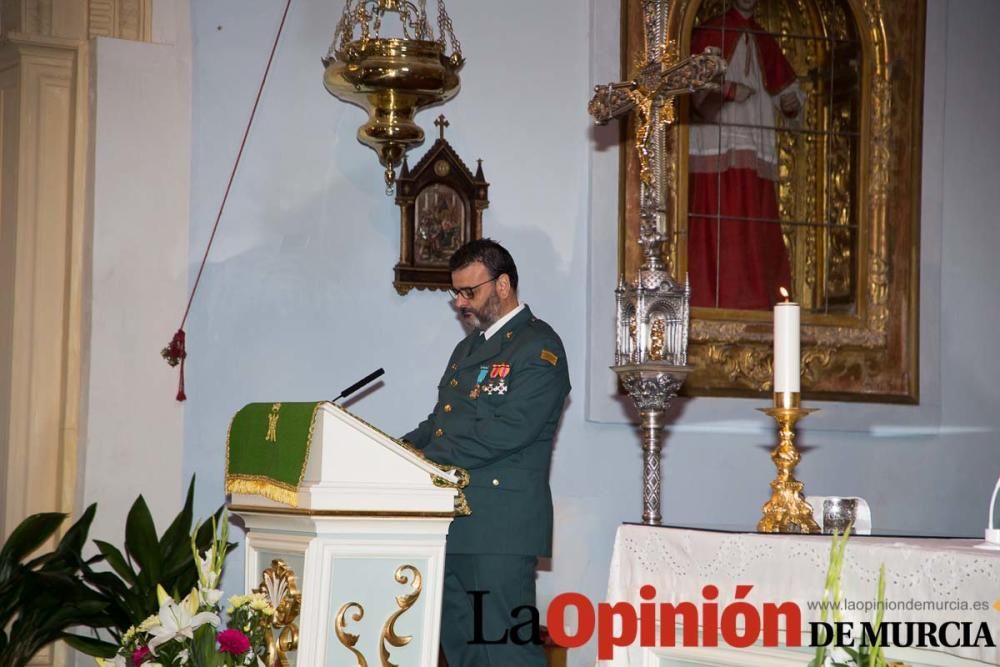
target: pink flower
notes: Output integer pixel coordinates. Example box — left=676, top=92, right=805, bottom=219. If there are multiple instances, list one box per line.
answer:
left=217, top=628, right=251, bottom=655
left=131, top=646, right=151, bottom=665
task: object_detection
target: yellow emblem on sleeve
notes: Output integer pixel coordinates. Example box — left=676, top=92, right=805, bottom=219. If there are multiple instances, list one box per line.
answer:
left=540, top=349, right=559, bottom=366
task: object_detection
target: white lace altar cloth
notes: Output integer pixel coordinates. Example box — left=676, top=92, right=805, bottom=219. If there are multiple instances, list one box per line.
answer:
left=600, top=524, right=1000, bottom=665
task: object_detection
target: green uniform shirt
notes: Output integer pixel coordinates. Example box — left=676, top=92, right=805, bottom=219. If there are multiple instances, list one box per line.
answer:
left=403, top=305, right=570, bottom=556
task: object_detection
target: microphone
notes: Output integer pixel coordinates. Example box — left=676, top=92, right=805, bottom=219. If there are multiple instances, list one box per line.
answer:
left=333, top=368, right=385, bottom=403
left=986, top=474, right=1000, bottom=544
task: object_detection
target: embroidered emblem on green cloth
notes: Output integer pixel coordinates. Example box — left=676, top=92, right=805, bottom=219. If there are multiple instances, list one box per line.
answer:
left=225, top=401, right=323, bottom=506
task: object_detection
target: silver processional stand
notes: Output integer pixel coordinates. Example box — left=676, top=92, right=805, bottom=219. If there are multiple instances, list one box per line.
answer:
left=588, top=1, right=725, bottom=525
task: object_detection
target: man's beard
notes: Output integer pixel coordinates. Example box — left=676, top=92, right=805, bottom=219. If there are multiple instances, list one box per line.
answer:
left=461, top=290, right=502, bottom=330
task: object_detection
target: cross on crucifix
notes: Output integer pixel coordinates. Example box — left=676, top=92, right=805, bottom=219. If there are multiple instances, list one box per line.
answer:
left=589, top=48, right=726, bottom=186
left=434, top=114, right=450, bottom=140
left=588, top=39, right=725, bottom=270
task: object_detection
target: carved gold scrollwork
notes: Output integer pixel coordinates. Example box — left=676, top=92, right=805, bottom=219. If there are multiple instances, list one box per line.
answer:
left=254, top=559, right=302, bottom=667
left=801, top=348, right=835, bottom=385
left=704, top=345, right=773, bottom=390
left=867, top=75, right=893, bottom=336
left=431, top=465, right=471, bottom=516
left=379, top=565, right=423, bottom=667
left=335, top=602, right=369, bottom=667
left=331, top=564, right=425, bottom=667
left=702, top=344, right=835, bottom=393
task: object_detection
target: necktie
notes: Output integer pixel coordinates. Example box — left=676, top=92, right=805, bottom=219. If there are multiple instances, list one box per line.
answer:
left=466, top=332, right=485, bottom=357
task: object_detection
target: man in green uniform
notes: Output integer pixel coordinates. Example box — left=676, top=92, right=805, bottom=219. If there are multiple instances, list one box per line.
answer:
left=402, top=239, right=571, bottom=666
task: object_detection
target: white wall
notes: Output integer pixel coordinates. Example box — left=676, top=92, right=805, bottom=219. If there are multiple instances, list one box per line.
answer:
left=184, top=1, right=1000, bottom=665
left=79, top=0, right=191, bottom=547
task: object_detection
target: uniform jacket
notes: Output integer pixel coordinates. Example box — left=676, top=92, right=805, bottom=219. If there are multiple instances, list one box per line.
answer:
left=403, top=305, right=570, bottom=557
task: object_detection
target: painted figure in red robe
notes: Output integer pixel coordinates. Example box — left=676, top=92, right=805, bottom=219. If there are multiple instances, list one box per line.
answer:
left=688, top=0, right=803, bottom=309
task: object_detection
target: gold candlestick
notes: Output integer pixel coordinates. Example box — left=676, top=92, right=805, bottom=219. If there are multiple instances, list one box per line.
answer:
left=757, top=392, right=820, bottom=533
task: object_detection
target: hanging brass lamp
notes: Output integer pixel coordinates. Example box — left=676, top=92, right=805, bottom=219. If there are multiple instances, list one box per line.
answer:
left=323, top=0, right=464, bottom=193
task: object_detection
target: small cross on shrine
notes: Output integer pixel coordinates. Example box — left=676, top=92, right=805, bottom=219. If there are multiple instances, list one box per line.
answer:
left=434, top=114, right=450, bottom=140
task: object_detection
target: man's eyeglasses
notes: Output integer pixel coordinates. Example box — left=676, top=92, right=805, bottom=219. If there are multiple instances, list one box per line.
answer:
left=449, top=277, right=498, bottom=300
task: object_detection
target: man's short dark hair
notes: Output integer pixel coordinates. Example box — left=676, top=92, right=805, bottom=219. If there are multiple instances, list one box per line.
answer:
left=449, top=239, right=519, bottom=291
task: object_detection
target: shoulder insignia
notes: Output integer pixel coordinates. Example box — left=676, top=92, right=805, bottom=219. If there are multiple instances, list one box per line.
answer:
left=540, top=349, right=559, bottom=366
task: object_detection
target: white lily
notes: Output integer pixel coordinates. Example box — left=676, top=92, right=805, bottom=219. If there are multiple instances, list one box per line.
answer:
left=199, top=586, right=224, bottom=607
left=146, top=588, right=220, bottom=655
left=190, top=510, right=228, bottom=590
left=192, top=543, right=220, bottom=590
left=95, top=657, right=127, bottom=667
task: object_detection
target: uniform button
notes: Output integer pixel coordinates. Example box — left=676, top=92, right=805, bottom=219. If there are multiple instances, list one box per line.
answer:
left=450, top=363, right=457, bottom=370
left=492, top=478, right=500, bottom=486
left=505, top=331, right=513, bottom=339
left=443, top=404, right=452, bottom=413
left=449, top=378, right=458, bottom=387
left=435, top=428, right=444, bottom=437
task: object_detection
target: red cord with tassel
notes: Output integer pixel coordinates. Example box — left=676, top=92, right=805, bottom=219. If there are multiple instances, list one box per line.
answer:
left=161, top=330, right=187, bottom=401
left=161, top=0, right=292, bottom=402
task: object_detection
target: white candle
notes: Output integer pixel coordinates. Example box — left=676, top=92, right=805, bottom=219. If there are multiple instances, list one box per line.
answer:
left=774, top=288, right=800, bottom=393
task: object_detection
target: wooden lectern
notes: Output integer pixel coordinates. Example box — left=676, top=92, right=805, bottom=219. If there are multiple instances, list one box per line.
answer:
left=229, top=402, right=467, bottom=667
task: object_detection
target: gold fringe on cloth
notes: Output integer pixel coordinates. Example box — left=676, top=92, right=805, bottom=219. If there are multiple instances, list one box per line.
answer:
left=225, top=474, right=300, bottom=507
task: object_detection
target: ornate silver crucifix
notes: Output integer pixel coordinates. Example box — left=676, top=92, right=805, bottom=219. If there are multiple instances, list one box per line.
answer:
left=588, top=1, right=725, bottom=525
left=588, top=2, right=726, bottom=270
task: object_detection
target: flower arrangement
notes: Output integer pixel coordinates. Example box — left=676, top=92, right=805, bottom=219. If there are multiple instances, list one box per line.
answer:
left=809, top=526, right=888, bottom=667
left=98, top=512, right=275, bottom=667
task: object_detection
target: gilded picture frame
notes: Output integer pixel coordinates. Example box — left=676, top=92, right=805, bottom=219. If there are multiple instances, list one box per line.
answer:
left=619, top=0, right=924, bottom=402
left=394, top=122, right=490, bottom=295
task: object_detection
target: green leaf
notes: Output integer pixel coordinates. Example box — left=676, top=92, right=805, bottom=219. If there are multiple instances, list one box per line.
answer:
left=191, top=622, right=219, bottom=665
left=55, top=504, right=97, bottom=557
left=60, top=632, right=118, bottom=658
left=194, top=512, right=217, bottom=548
left=160, top=476, right=195, bottom=565
left=124, top=495, right=161, bottom=587
left=0, top=513, right=65, bottom=566
left=94, top=540, right=137, bottom=584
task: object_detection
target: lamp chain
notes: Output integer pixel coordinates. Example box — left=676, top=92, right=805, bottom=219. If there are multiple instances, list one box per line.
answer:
left=437, top=0, right=462, bottom=58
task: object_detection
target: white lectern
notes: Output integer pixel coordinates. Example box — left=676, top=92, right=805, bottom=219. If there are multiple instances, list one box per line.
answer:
left=229, top=402, right=466, bottom=667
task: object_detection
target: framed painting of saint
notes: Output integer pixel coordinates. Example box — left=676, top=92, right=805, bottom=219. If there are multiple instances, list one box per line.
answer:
left=619, top=0, right=925, bottom=402
left=394, top=117, right=489, bottom=294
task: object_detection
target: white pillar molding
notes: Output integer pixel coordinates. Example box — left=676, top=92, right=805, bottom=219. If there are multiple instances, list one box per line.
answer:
left=0, top=22, right=88, bottom=667
left=0, top=3, right=169, bottom=663
left=0, top=33, right=86, bottom=538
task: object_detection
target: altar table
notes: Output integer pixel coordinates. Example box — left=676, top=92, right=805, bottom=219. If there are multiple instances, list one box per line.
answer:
left=599, top=524, right=1000, bottom=666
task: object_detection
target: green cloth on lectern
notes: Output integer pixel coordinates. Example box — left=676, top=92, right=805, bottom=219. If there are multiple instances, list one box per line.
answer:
left=225, top=401, right=323, bottom=506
